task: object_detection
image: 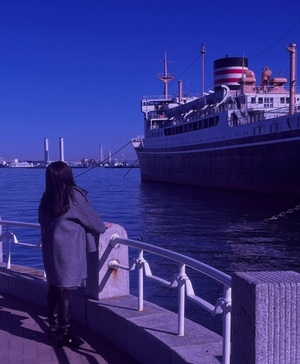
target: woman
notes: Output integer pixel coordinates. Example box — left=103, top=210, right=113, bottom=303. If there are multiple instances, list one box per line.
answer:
left=38, top=161, right=107, bottom=347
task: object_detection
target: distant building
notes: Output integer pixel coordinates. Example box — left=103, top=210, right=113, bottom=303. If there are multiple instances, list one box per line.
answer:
left=0, top=157, right=7, bottom=167
left=10, top=159, right=33, bottom=168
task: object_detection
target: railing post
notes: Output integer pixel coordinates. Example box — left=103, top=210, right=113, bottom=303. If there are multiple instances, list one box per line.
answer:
left=178, top=263, right=186, bottom=336
left=85, top=223, right=130, bottom=300
left=138, top=250, right=144, bottom=311
left=222, top=285, right=231, bottom=364
left=6, top=226, right=11, bottom=269
left=0, top=217, right=2, bottom=263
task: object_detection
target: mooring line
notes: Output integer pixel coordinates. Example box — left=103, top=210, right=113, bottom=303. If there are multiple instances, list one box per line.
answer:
left=74, top=140, right=132, bottom=179
left=122, top=158, right=139, bottom=178
left=263, top=204, right=300, bottom=223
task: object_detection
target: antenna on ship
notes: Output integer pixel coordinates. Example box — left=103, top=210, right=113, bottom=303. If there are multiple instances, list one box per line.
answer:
left=157, top=50, right=174, bottom=99
left=200, top=44, right=206, bottom=96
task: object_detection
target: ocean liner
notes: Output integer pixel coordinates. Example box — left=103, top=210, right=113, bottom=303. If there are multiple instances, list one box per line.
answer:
left=131, top=43, right=300, bottom=196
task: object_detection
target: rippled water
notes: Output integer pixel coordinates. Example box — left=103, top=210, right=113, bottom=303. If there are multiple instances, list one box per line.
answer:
left=1, top=167, right=300, bottom=334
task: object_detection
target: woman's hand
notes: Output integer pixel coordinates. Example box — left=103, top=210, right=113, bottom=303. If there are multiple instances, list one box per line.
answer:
left=105, top=222, right=112, bottom=229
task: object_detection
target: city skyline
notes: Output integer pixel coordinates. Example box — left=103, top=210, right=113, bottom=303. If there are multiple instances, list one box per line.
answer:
left=1, top=1, right=300, bottom=161
left=3, top=137, right=129, bottom=164
left=0, top=136, right=131, bottom=166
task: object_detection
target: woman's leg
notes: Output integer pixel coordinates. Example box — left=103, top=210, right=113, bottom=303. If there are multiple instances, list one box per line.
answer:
left=57, top=287, right=83, bottom=347
left=57, top=288, right=74, bottom=335
left=47, top=285, right=60, bottom=339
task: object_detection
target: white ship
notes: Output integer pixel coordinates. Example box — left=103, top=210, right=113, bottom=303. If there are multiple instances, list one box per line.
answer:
left=132, top=43, right=300, bottom=196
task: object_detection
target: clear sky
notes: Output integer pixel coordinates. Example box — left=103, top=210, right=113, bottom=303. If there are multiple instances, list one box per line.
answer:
left=1, top=0, right=300, bottom=162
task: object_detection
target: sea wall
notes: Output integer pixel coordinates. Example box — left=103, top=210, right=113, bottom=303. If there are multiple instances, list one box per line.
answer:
left=0, top=224, right=299, bottom=363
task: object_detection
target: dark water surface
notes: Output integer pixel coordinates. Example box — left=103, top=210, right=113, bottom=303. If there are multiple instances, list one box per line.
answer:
left=1, top=167, right=300, bottom=334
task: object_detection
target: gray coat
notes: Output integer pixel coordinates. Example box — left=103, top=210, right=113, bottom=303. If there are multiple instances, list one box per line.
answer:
left=39, top=187, right=106, bottom=287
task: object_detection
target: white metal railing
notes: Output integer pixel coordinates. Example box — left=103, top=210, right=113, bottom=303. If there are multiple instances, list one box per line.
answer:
left=0, top=219, right=231, bottom=364
left=0, top=219, right=41, bottom=269
left=109, top=234, right=231, bottom=364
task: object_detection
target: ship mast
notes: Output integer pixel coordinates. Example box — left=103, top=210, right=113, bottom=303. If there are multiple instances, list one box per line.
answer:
left=200, top=44, right=206, bottom=96
left=287, top=43, right=296, bottom=115
left=157, top=50, right=174, bottom=100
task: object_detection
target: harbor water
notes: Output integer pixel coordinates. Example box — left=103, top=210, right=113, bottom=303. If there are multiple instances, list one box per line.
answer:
left=1, top=166, right=300, bottom=335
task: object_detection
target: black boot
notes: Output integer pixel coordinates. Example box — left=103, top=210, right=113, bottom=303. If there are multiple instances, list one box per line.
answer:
left=57, top=299, right=83, bottom=348
left=47, top=286, right=59, bottom=340
left=48, top=312, right=59, bottom=340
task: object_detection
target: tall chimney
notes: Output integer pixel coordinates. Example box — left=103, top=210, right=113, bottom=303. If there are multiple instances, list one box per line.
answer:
left=59, top=137, right=64, bottom=162
left=99, top=143, right=104, bottom=164
left=44, top=138, right=49, bottom=162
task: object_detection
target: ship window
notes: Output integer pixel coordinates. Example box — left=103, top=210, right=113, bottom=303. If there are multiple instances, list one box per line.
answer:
left=251, top=97, right=256, bottom=103
left=286, top=97, right=290, bottom=104
left=258, top=97, right=263, bottom=104
left=280, top=97, right=285, bottom=104
left=254, top=126, right=264, bottom=135
left=270, top=123, right=282, bottom=132
left=264, top=98, right=273, bottom=108
left=163, top=115, right=219, bottom=137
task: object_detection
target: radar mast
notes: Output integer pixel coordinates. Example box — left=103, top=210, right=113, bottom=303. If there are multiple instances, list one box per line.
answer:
left=157, top=50, right=175, bottom=99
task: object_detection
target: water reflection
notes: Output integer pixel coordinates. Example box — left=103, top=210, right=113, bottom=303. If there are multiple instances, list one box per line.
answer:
left=137, top=182, right=300, bottom=274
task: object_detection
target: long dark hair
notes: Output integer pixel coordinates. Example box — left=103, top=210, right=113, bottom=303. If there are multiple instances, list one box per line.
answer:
left=40, top=161, right=78, bottom=218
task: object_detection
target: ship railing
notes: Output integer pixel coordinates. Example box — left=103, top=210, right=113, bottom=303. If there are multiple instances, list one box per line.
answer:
left=0, top=218, right=231, bottom=364
left=141, top=95, right=174, bottom=104
left=142, top=93, right=201, bottom=103
left=109, top=234, right=231, bottom=364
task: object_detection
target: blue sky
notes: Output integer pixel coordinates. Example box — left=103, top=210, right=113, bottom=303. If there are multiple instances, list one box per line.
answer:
left=1, top=0, right=300, bottom=162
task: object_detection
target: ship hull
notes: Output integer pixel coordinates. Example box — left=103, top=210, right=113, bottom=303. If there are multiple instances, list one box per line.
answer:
left=135, top=128, right=300, bottom=196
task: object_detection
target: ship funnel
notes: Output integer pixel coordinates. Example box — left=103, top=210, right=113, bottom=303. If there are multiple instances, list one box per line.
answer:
left=214, top=57, right=248, bottom=90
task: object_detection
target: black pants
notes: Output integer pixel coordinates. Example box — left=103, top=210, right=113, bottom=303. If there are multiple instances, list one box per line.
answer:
left=47, top=285, right=77, bottom=333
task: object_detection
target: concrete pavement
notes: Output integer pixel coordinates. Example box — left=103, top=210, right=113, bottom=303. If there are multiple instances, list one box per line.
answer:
left=0, top=292, right=140, bottom=364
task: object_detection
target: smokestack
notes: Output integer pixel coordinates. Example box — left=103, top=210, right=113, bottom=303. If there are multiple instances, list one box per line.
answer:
left=59, top=137, right=64, bottom=162
left=44, top=138, right=49, bottom=162
left=99, top=143, right=104, bottom=164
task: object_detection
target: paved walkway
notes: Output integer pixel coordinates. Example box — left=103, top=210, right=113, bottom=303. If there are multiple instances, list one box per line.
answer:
left=0, top=292, right=140, bottom=364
